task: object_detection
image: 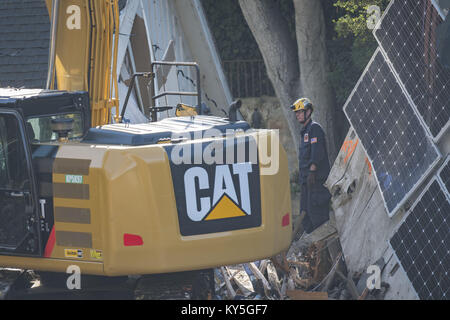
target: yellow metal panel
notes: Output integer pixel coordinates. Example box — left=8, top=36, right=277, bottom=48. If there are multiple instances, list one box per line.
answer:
left=49, top=145, right=107, bottom=262
left=46, top=0, right=91, bottom=91
left=46, top=0, right=120, bottom=127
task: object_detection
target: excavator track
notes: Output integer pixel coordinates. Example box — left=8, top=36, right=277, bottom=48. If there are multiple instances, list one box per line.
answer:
left=0, top=268, right=214, bottom=300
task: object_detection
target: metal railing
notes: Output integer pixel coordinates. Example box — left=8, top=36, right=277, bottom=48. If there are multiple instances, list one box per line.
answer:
left=223, top=59, right=275, bottom=98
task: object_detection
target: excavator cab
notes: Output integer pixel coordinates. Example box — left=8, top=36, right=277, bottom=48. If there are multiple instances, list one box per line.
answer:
left=0, top=90, right=90, bottom=260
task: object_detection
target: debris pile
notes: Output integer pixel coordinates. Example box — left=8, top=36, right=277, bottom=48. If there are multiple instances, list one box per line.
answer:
left=214, top=215, right=390, bottom=300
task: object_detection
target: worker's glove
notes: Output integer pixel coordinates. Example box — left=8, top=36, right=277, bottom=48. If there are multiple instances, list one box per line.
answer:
left=307, top=170, right=316, bottom=188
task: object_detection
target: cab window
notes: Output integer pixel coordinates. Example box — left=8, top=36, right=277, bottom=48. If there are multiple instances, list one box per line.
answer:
left=27, top=113, right=84, bottom=142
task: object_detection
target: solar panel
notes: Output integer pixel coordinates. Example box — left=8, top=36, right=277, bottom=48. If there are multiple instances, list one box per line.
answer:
left=438, top=155, right=450, bottom=194
left=390, top=178, right=450, bottom=300
left=374, top=0, right=450, bottom=140
left=431, top=0, right=449, bottom=19
left=343, top=49, right=441, bottom=216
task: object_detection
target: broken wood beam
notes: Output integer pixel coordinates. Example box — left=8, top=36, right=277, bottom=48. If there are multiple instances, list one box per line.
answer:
left=267, top=262, right=282, bottom=298
left=259, top=260, right=269, bottom=275
left=248, top=262, right=271, bottom=297
left=221, top=267, right=236, bottom=299
left=227, top=266, right=254, bottom=297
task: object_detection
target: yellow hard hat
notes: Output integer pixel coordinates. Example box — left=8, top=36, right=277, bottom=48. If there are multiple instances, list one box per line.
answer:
left=290, top=98, right=314, bottom=113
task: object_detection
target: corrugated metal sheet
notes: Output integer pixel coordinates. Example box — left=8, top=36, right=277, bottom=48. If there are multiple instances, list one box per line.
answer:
left=0, top=0, right=50, bottom=88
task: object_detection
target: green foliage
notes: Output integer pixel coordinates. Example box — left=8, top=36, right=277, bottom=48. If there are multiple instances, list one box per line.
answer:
left=324, top=0, right=389, bottom=108
left=333, top=0, right=390, bottom=42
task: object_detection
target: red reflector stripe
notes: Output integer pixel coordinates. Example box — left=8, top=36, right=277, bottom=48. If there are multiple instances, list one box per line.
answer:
left=282, top=213, right=290, bottom=227
left=44, top=226, right=56, bottom=258
left=124, top=234, right=144, bottom=246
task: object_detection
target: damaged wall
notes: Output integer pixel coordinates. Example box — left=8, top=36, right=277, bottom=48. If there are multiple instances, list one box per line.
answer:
left=327, top=128, right=449, bottom=300
left=326, top=129, right=397, bottom=274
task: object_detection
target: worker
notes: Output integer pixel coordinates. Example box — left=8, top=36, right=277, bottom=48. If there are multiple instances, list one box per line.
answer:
left=251, top=107, right=264, bottom=129
left=291, top=98, right=331, bottom=234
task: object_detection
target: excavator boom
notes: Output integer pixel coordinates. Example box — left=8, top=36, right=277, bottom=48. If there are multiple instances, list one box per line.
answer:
left=45, top=0, right=120, bottom=126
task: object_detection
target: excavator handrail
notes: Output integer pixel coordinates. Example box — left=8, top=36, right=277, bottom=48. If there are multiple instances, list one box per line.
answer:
left=150, top=61, right=201, bottom=114
left=121, top=61, right=202, bottom=122
left=121, top=72, right=154, bottom=121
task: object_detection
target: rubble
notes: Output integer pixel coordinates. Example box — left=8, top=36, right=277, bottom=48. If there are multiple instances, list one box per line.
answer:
left=214, top=212, right=391, bottom=300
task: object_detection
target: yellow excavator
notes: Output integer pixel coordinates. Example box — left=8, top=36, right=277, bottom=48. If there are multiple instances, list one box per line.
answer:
left=0, top=0, right=291, bottom=299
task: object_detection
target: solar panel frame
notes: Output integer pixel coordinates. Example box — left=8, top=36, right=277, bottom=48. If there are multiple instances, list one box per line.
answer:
left=343, top=48, right=442, bottom=217
left=374, top=0, right=450, bottom=142
left=437, top=154, right=450, bottom=194
left=431, top=0, right=448, bottom=19
left=389, top=176, right=450, bottom=300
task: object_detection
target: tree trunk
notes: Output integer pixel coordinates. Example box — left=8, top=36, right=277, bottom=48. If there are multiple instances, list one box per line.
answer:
left=293, top=0, right=338, bottom=161
left=238, top=0, right=302, bottom=156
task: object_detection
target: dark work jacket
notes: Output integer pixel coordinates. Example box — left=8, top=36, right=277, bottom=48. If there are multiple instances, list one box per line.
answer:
left=298, top=120, right=330, bottom=184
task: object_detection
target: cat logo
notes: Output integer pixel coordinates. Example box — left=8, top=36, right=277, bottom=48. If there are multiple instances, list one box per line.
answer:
left=165, top=138, right=262, bottom=236
left=184, top=163, right=253, bottom=222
